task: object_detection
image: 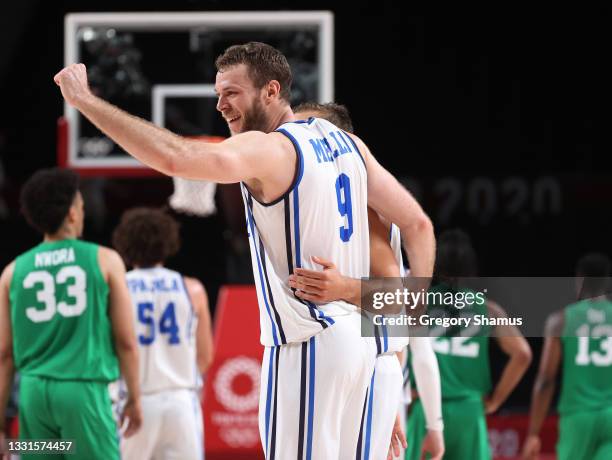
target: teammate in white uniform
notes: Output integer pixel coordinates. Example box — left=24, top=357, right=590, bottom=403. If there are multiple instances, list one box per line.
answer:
left=54, top=42, right=435, bottom=459
left=292, top=103, right=444, bottom=460
left=113, top=208, right=214, bottom=460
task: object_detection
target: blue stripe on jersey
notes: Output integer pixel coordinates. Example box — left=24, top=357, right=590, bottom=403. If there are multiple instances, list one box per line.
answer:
left=297, top=342, right=308, bottom=459
left=364, top=370, right=376, bottom=460
left=292, top=186, right=334, bottom=327
left=306, top=337, right=316, bottom=460
left=340, top=130, right=366, bottom=168
left=275, top=128, right=305, bottom=191
left=382, top=323, right=389, bottom=353
left=284, top=116, right=316, bottom=125
left=191, top=392, right=204, bottom=460
left=269, top=348, right=281, bottom=459
left=356, top=386, right=368, bottom=459
left=264, top=347, right=275, bottom=456
left=374, top=325, right=382, bottom=355
left=258, top=236, right=287, bottom=345
left=179, top=276, right=195, bottom=343
left=244, top=193, right=280, bottom=346
left=389, top=223, right=394, bottom=242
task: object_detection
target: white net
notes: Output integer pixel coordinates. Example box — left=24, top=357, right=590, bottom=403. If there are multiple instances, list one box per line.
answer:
left=169, top=177, right=217, bottom=217
left=167, top=135, right=224, bottom=217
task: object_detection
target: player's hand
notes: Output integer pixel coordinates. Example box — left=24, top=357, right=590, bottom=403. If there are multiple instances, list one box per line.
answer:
left=387, top=413, right=407, bottom=459
left=288, top=256, right=347, bottom=303
left=421, top=429, right=444, bottom=460
left=521, top=434, right=541, bottom=460
left=120, top=397, right=143, bottom=438
left=53, top=63, right=93, bottom=107
left=484, top=394, right=501, bottom=414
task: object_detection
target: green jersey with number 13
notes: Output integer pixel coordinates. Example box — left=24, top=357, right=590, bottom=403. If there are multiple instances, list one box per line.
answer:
left=9, top=239, right=119, bottom=381
left=559, top=298, right=612, bottom=414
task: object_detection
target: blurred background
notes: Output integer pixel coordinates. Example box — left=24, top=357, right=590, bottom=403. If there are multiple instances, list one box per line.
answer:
left=0, top=2, right=610, bottom=457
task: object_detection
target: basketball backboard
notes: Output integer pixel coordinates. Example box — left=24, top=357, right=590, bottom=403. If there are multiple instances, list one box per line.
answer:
left=59, top=11, right=334, bottom=176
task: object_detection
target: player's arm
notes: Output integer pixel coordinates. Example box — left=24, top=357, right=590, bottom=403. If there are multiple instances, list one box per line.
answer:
left=99, top=247, right=142, bottom=436
left=54, top=64, right=287, bottom=183
left=522, top=312, right=563, bottom=460
left=357, top=136, right=435, bottom=279
left=486, top=301, right=533, bottom=413
left=184, top=277, right=214, bottom=374
left=0, top=262, right=15, bottom=435
left=410, top=337, right=443, bottom=430
left=287, top=208, right=400, bottom=306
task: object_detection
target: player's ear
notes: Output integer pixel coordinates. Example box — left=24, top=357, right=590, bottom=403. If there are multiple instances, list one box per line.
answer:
left=66, top=203, right=78, bottom=225
left=266, top=80, right=281, bottom=101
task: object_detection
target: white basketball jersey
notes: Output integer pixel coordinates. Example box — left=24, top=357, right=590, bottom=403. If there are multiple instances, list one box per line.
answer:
left=389, top=223, right=407, bottom=277
left=126, top=267, right=198, bottom=394
left=242, top=117, right=370, bottom=346
left=383, top=223, right=410, bottom=352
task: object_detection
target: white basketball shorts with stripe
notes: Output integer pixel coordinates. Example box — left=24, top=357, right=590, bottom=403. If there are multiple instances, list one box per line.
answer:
left=360, top=353, right=404, bottom=460
left=121, top=388, right=204, bottom=460
left=259, top=311, right=377, bottom=459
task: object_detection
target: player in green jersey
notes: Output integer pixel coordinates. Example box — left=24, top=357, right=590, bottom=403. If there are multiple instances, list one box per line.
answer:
left=0, top=168, right=142, bottom=460
left=406, top=230, right=532, bottom=460
left=522, top=253, right=612, bottom=460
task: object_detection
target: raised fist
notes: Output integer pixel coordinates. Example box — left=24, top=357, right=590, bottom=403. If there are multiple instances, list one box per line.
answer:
left=53, top=63, right=92, bottom=107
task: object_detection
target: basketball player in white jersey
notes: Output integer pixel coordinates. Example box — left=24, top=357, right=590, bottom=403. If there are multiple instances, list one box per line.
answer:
left=54, top=42, right=435, bottom=459
left=112, top=208, right=214, bottom=460
left=293, top=103, right=444, bottom=460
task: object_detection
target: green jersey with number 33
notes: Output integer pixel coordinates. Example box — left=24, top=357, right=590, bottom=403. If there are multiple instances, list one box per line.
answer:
left=559, top=298, right=612, bottom=414
left=9, top=239, right=119, bottom=381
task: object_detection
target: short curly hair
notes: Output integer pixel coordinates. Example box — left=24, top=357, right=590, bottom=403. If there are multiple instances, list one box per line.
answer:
left=216, top=42, right=292, bottom=102
left=112, top=207, right=180, bottom=268
left=20, top=168, right=80, bottom=235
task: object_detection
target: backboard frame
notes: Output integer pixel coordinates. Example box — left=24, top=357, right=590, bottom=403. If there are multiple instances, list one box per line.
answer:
left=60, top=11, right=334, bottom=175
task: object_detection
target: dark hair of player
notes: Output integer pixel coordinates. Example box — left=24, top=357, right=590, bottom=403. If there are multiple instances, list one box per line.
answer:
left=435, top=229, right=479, bottom=278
left=576, top=252, right=611, bottom=297
left=293, top=101, right=354, bottom=133
left=112, top=207, right=181, bottom=268
left=216, top=42, right=293, bottom=103
left=20, top=167, right=80, bottom=235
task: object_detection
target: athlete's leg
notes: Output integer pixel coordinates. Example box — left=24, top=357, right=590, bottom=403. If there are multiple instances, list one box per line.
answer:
left=156, top=390, right=204, bottom=460
left=363, top=354, right=403, bottom=460
left=261, top=312, right=376, bottom=459
left=404, top=399, right=426, bottom=460
left=441, top=398, right=490, bottom=460
left=18, top=376, right=63, bottom=460
left=592, top=407, right=612, bottom=460
left=557, top=411, right=597, bottom=460
left=52, top=379, right=120, bottom=460
left=121, top=392, right=162, bottom=460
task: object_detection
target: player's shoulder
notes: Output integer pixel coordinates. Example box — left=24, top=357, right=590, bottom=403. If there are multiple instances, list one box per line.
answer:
left=544, top=309, right=565, bottom=337
left=183, top=276, right=206, bottom=295
left=0, top=260, right=16, bottom=288
left=97, top=245, right=126, bottom=272
left=183, top=276, right=208, bottom=311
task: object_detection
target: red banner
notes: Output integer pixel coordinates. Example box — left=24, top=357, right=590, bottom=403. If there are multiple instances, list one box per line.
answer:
left=204, top=285, right=265, bottom=460
left=488, top=413, right=558, bottom=460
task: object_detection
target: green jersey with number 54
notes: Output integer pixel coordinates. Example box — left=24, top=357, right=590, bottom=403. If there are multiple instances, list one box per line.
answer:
left=9, top=239, right=119, bottom=381
left=559, top=299, right=612, bottom=414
